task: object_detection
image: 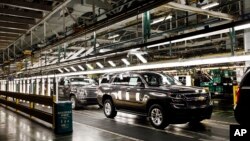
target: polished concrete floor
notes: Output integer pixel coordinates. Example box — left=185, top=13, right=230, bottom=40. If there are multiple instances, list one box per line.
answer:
left=0, top=106, right=135, bottom=141
left=0, top=98, right=236, bottom=141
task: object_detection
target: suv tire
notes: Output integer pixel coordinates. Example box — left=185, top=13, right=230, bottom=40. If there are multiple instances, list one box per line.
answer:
left=149, top=104, right=169, bottom=129
left=103, top=99, right=117, bottom=118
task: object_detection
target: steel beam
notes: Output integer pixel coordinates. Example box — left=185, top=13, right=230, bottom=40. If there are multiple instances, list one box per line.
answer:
left=0, top=38, right=14, bottom=43
left=0, top=43, right=9, bottom=46
left=0, top=33, right=19, bottom=38
left=0, top=0, right=52, bottom=12
left=0, top=28, right=26, bottom=34
left=0, top=36, right=17, bottom=41
left=0, top=8, right=43, bottom=19
left=165, top=2, right=236, bottom=21
left=0, top=40, right=13, bottom=43
left=0, top=22, right=29, bottom=30
left=0, top=15, right=36, bottom=25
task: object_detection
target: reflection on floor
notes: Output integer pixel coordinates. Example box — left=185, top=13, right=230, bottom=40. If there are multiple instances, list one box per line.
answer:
left=0, top=98, right=236, bottom=141
left=0, top=106, right=135, bottom=141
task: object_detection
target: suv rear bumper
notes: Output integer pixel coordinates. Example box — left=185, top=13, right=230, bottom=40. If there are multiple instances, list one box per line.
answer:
left=167, top=106, right=213, bottom=123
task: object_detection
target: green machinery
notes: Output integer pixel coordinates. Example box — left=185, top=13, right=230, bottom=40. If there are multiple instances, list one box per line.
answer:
left=200, top=69, right=236, bottom=96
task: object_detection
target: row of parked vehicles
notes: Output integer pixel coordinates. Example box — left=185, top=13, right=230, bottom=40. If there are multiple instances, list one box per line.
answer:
left=58, top=71, right=213, bottom=129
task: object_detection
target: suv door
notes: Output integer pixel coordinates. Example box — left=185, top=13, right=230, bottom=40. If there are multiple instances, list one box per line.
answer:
left=111, top=74, right=130, bottom=109
left=123, top=75, right=146, bottom=112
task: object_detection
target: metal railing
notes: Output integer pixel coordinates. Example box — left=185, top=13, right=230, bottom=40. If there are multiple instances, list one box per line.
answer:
left=0, top=91, right=54, bottom=124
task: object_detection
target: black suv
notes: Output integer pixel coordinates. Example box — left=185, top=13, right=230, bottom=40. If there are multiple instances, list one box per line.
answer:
left=234, top=70, right=250, bottom=125
left=97, top=71, right=213, bottom=129
left=58, top=77, right=99, bottom=109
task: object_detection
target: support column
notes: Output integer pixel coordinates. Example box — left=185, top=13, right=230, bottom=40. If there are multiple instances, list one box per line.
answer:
left=23, top=80, right=26, bottom=94
left=142, top=11, right=151, bottom=43
left=55, top=77, right=58, bottom=102
left=93, top=31, right=96, bottom=53
left=27, top=79, right=30, bottom=94
left=41, top=78, right=45, bottom=96
left=20, top=80, right=22, bottom=93
left=36, top=78, right=39, bottom=95
left=31, top=79, right=34, bottom=94
left=229, top=27, right=236, bottom=56
left=48, top=78, right=51, bottom=96
left=13, top=80, right=16, bottom=92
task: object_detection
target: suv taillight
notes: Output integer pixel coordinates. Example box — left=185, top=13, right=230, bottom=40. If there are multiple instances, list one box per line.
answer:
left=236, top=87, right=240, bottom=104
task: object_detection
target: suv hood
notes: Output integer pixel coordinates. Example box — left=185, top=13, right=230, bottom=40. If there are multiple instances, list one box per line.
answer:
left=150, top=85, right=201, bottom=93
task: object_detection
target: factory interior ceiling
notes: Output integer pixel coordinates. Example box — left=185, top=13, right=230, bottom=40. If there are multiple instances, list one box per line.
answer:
left=0, top=0, right=247, bottom=77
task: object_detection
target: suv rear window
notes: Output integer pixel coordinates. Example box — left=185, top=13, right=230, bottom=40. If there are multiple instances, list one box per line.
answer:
left=113, top=75, right=130, bottom=85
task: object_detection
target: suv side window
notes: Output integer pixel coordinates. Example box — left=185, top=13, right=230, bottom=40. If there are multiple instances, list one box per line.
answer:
left=143, top=74, right=160, bottom=87
left=128, top=77, right=143, bottom=86
left=113, top=74, right=129, bottom=85
left=59, top=78, right=65, bottom=85
left=64, top=79, right=70, bottom=85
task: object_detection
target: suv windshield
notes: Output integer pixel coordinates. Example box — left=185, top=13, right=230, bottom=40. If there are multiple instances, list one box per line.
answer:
left=69, top=78, right=98, bottom=85
left=70, top=78, right=85, bottom=82
left=142, top=72, right=182, bottom=86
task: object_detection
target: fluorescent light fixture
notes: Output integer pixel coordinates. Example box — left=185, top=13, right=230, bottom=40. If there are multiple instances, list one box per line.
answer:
left=201, top=2, right=219, bottom=9
left=108, top=61, right=116, bottom=67
left=108, top=34, right=120, bottom=39
left=86, top=64, right=94, bottom=70
left=235, top=23, right=250, bottom=31
left=14, top=55, right=250, bottom=80
left=121, top=58, right=130, bottom=66
left=78, top=65, right=85, bottom=71
left=64, top=68, right=70, bottom=72
left=70, top=66, right=77, bottom=72
left=96, top=62, right=104, bottom=68
left=57, top=69, right=64, bottom=73
left=147, top=23, right=250, bottom=48
left=151, top=15, right=172, bottom=25
left=135, top=54, right=147, bottom=63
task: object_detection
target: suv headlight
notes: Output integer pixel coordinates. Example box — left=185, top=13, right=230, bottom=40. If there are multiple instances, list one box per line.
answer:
left=77, top=89, right=87, bottom=98
left=195, top=89, right=208, bottom=94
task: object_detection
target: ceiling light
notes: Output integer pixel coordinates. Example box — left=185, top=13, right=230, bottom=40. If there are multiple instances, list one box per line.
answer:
left=235, top=23, right=250, bottom=31
left=201, top=2, right=219, bottom=9
left=78, top=65, right=85, bottom=71
left=151, top=15, right=172, bottom=25
left=86, top=64, right=94, bottom=70
left=108, top=34, right=120, bottom=39
left=121, top=58, right=130, bottom=66
left=135, top=54, right=147, bottom=63
left=96, top=62, right=104, bottom=68
left=70, top=66, right=77, bottom=72
left=16, top=55, right=250, bottom=80
left=57, top=69, right=64, bottom=73
left=108, top=61, right=116, bottom=67
left=64, top=68, right=70, bottom=72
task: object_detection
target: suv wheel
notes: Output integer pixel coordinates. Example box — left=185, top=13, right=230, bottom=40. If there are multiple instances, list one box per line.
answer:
left=70, top=95, right=78, bottom=110
left=103, top=99, right=117, bottom=118
left=149, top=104, right=168, bottom=129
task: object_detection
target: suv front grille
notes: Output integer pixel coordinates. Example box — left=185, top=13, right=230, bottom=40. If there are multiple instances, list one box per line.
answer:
left=173, top=93, right=210, bottom=108
left=184, top=93, right=209, bottom=107
left=87, top=92, right=97, bottom=98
